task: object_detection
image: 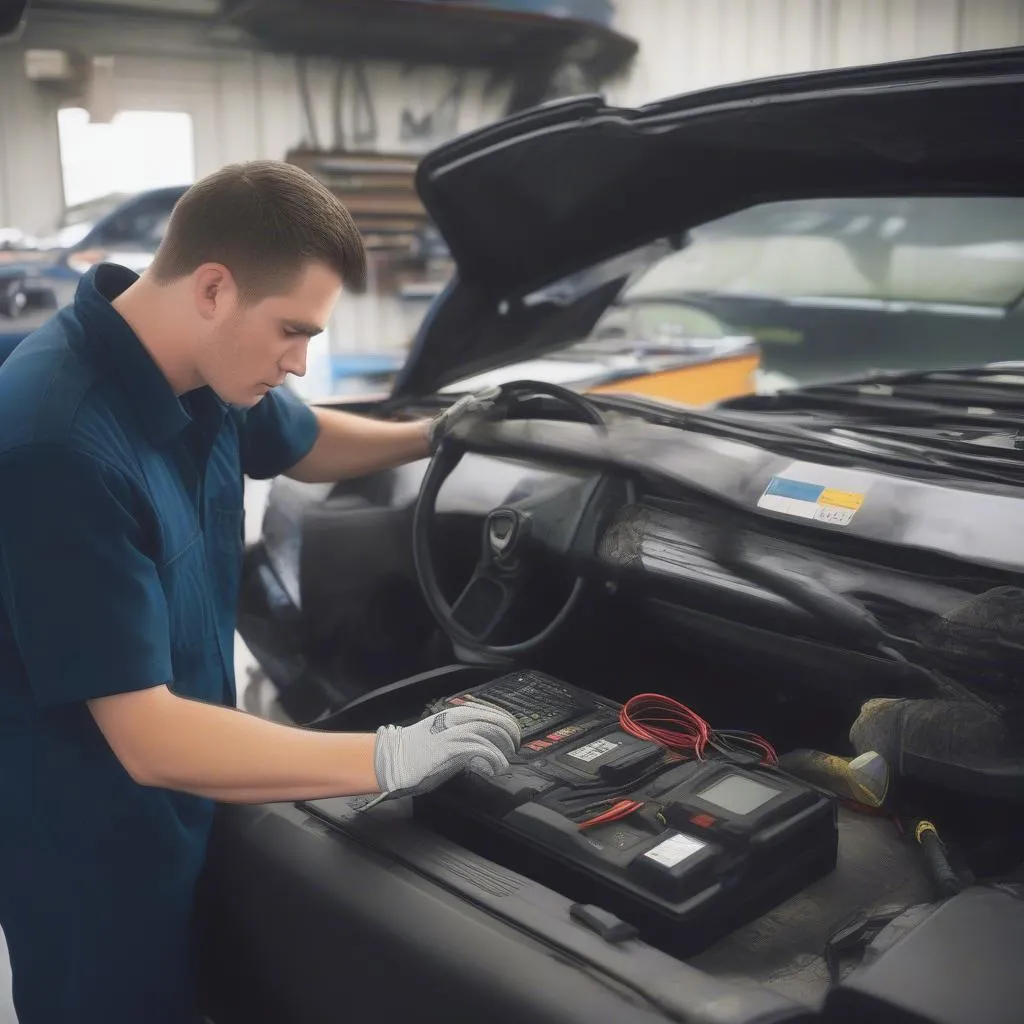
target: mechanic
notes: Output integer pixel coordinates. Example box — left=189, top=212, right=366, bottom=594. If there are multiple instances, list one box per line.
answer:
left=0, top=160, right=515, bottom=1024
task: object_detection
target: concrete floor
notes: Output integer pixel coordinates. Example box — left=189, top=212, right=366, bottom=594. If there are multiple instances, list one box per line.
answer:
left=0, top=481, right=276, bottom=1022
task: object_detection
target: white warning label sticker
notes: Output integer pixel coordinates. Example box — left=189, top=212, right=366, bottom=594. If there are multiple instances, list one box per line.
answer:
left=644, top=832, right=707, bottom=868
left=567, top=737, right=619, bottom=763
left=757, top=475, right=865, bottom=526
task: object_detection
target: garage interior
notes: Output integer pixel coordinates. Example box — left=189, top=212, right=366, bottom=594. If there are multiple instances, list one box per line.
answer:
left=4, top=1, right=1024, bottom=1022
left=4, top=1, right=1023, bottom=397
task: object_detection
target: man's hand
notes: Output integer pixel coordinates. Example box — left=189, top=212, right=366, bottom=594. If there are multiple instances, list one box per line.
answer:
left=427, top=386, right=503, bottom=453
left=89, top=684, right=382, bottom=802
left=371, top=703, right=521, bottom=804
left=283, top=386, right=505, bottom=484
left=89, top=685, right=520, bottom=806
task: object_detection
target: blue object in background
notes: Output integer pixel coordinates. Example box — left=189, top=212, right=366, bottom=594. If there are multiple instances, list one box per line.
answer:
left=329, top=351, right=405, bottom=395
left=0, top=332, right=23, bottom=366
left=487, top=0, right=614, bottom=26
left=0, top=186, right=189, bottom=366
left=406, top=0, right=615, bottom=27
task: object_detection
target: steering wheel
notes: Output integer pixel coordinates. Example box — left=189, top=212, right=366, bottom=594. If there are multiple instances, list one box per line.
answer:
left=413, top=381, right=609, bottom=658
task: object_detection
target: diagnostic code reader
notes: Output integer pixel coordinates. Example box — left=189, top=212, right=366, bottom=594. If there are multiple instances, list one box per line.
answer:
left=417, top=671, right=838, bottom=952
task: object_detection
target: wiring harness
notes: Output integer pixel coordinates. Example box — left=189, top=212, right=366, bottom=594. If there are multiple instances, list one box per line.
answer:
left=619, top=693, right=778, bottom=766
left=572, top=693, right=778, bottom=830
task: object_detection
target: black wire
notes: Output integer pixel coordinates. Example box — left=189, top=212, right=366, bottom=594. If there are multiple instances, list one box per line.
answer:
left=695, top=415, right=1022, bottom=487
left=709, top=731, right=777, bottom=764
left=295, top=56, right=320, bottom=150
left=332, top=62, right=345, bottom=151
left=552, top=756, right=680, bottom=816
left=591, top=389, right=1024, bottom=487
left=352, top=61, right=378, bottom=145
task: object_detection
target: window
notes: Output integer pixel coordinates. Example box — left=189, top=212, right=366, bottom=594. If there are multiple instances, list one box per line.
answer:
left=630, top=197, right=1024, bottom=310
left=57, top=108, right=195, bottom=208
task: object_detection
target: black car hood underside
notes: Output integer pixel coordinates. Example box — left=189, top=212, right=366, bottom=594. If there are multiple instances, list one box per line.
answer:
left=392, top=46, right=1024, bottom=400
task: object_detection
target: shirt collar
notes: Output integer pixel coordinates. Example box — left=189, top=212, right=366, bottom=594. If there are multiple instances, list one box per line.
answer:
left=72, top=263, right=226, bottom=446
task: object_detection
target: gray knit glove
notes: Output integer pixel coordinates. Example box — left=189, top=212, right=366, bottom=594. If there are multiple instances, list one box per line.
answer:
left=427, top=385, right=503, bottom=453
left=367, top=703, right=521, bottom=807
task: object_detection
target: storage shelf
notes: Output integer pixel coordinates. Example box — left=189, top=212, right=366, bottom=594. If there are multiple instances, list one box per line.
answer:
left=285, top=147, right=430, bottom=256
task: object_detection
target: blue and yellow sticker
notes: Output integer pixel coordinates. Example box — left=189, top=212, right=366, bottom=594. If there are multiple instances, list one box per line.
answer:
left=757, top=476, right=865, bottom=526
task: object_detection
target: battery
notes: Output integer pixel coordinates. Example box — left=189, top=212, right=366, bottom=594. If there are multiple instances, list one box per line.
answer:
left=416, top=672, right=838, bottom=955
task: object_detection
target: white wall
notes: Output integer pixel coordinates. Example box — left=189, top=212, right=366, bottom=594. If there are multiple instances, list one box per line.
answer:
left=0, top=8, right=511, bottom=360
left=6, top=0, right=1023, bottom=234
left=0, top=8, right=510, bottom=234
left=2, top=0, right=1024, bottom=360
left=607, top=0, right=1024, bottom=106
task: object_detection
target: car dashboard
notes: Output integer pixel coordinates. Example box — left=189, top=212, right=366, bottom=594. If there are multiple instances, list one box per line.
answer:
left=227, top=406, right=1024, bottom=1024
left=255, top=409, right=1024, bottom=725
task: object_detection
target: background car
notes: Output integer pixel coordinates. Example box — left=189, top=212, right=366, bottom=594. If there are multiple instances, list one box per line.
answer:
left=0, top=263, right=69, bottom=364
left=0, top=186, right=186, bottom=364
left=45, top=184, right=188, bottom=276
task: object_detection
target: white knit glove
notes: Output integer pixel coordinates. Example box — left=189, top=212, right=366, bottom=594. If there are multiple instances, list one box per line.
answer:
left=427, top=386, right=503, bottom=453
left=368, top=703, right=521, bottom=806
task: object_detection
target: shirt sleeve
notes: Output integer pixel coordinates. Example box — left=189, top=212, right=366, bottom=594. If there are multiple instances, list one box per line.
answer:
left=237, top=386, right=320, bottom=480
left=0, top=445, right=173, bottom=708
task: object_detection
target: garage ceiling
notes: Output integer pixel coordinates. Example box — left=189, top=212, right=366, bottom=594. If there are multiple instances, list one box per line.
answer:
left=33, top=0, right=220, bottom=16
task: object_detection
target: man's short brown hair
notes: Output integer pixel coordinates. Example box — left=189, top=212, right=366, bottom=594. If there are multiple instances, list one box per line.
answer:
left=148, top=160, right=366, bottom=301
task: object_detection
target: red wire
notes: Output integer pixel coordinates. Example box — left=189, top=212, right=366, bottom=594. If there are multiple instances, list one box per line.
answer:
left=578, top=800, right=644, bottom=830
left=618, top=692, right=778, bottom=765
left=619, top=693, right=713, bottom=758
left=576, top=694, right=779, bottom=830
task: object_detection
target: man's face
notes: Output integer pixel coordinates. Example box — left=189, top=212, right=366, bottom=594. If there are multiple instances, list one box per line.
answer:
left=196, top=260, right=343, bottom=407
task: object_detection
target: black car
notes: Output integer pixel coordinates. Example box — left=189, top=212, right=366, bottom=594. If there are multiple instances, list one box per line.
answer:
left=202, top=46, right=1024, bottom=1024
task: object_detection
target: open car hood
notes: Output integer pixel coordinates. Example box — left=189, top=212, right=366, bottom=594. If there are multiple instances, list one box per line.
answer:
left=390, top=46, right=1024, bottom=401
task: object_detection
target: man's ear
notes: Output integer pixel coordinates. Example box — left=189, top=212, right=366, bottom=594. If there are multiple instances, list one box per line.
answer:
left=193, top=264, right=236, bottom=322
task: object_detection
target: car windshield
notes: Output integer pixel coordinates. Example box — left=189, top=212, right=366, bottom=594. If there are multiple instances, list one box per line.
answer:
left=442, top=196, right=1024, bottom=401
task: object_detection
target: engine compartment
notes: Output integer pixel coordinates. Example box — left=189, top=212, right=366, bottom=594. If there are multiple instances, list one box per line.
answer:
left=297, top=660, right=1001, bottom=1014
left=233, top=410, right=1024, bottom=1020
left=291, top=506, right=1023, bottom=1009
left=198, top=644, right=1024, bottom=1024
left=256, top=434, right=1024, bottom=718
left=334, top=672, right=840, bottom=955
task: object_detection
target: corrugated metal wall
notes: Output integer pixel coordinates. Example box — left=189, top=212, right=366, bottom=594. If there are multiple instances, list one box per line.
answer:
left=1, top=0, right=1023, bottom=358
left=8, top=1, right=1023, bottom=234
left=607, top=0, right=1024, bottom=106
left=0, top=9, right=510, bottom=234
left=0, top=8, right=511, bottom=362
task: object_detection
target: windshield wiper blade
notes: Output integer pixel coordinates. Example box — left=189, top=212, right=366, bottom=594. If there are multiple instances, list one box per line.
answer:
left=898, top=365, right=1024, bottom=385
left=804, top=364, right=1024, bottom=389
left=756, top=387, right=1024, bottom=428
left=831, top=424, right=1024, bottom=474
left=729, top=411, right=1024, bottom=484
left=802, top=365, right=1024, bottom=406
left=653, top=403, right=1024, bottom=486
left=594, top=394, right=1024, bottom=485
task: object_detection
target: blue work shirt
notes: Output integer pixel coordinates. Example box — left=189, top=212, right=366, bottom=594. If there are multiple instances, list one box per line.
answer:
left=0, top=331, right=23, bottom=366
left=0, top=264, right=319, bottom=1023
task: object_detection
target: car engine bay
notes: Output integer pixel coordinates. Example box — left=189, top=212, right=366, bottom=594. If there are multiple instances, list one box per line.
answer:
left=225, top=387, right=1024, bottom=1023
